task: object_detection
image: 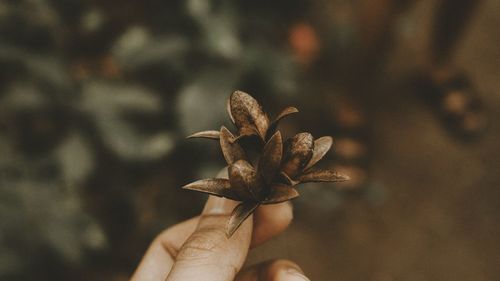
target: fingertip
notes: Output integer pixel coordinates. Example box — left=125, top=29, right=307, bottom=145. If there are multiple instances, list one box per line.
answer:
left=263, top=260, right=310, bottom=281
left=235, top=259, right=309, bottom=281
left=166, top=197, right=253, bottom=281
left=271, top=260, right=309, bottom=281
left=251, top=201, right=293, bottom=247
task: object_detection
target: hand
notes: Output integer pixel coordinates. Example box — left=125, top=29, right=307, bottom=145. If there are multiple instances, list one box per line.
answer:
left=131, top=196, right=310, bottom=281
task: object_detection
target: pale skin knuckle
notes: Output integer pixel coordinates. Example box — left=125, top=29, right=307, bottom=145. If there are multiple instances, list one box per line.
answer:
left=172, top=226, right=242, bottom=278
left=175, top=226, right=229, bottom=261
left=151, top=228, right=179, bottom=258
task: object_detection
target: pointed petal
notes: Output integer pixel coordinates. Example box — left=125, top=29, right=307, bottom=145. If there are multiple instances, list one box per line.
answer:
left=257, top=131, right=283, bottom=184
left=278, top=171, right=299, bottom=186
left=261, top=184, right=299, bottom=204
left=182, top=178, right=243, bottom=201
left=297, top=169, right=350, bottom=183
left=226, top=201, right=259, bottom=237
left=304, top=136, right=333, bottom=171
left=227, top=97, right=235, bottom=124
left=187, top=130, right=220, bottom=140
left=229, top=90, right=270, bottom=140
left=266, top=107, right=299, bottom=139
left=220, top=126, right=247, bottom=165
left=274, top=106, right=299, bottom=123
left=281, top=132, right=314, bottom=178
left=232, top=130, right=260, bottom=143
left=234, top=126, right=261, bottom=141
left=228, top=160, right=258, bottom=199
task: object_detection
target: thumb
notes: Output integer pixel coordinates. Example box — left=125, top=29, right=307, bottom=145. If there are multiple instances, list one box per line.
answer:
left=166, top=196, right=253, bottom=281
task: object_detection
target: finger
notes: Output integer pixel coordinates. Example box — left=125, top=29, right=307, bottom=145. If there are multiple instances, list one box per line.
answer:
left=166, top=196, right=251, bottom=281
left=235, top=259, right=310, bottom=281
left=131, top=198, right=294, bottom=281
left=130, top=217, right=198, bottom=281
left=251, top=202, right=293, bottom=247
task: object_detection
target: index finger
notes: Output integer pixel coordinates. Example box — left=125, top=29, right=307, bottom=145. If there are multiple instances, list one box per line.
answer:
left=131, top=197, right=293, bottom=281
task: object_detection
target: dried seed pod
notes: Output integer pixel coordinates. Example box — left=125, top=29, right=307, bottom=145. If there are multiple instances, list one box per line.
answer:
left=184, top=91, right=349, bottom=237
left=188, top=91, right=298, bottom=143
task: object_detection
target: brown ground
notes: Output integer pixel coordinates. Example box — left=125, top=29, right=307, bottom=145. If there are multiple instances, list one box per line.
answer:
left=247, top=1, right=500, bottom=280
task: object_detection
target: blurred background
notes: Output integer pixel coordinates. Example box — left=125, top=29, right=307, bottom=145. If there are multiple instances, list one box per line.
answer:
left=0, top=0, right=499, bottom=280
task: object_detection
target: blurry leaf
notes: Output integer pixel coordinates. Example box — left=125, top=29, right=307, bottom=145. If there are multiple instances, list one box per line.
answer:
left=0, top=180, right=107, bottom=269
left=112, top=26, right=189, bottom=73
left=177, top=71, right=237, bottom=134
left=80, top=80, right=175, bottom=161
left=188, top=0, right=242, bottom=60
left=55, top=133, right=94, bottom=186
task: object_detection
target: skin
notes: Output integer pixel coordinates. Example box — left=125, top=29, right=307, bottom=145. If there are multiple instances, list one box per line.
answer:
left=131, top=196, right=310, bottom=281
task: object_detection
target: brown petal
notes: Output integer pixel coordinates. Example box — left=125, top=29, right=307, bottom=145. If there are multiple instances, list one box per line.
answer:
left=257, top=131, right=283, bottom=185
left=228, top=160, right=259, bottom=199
left=281, top=132, right=314, bottom=178
left=274, top=106, right=299, bottom=123
left=182, top=178, right=245, bottom=201
left=235, top=126, right=261, bottom=141
left=229, top=90, right=270, bottom=140
left=304, top=136, right=333, bottom=171
left=226, top=97, right=235, bottom=124
left=220, top=126, right=246, bottom=165
left=296, top=169, right=350, bottom=183
left=186, top=130, right=220, bottom=140
left=278, top=171, right=298, bottom=186
left=261, top=184, right=299, bottom=204
left=226, top=201, right=260, bottom=237
left=266, top=106, right=299, bottom=139
left=234, top=130, right=262, bottom=143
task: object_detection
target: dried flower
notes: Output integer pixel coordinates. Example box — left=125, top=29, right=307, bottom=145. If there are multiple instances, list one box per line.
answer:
left=187, top=90, right=298, bottom=142
left=183, top=91, right=349, bottom=237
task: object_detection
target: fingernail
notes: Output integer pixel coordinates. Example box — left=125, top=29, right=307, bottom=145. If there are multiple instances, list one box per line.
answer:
left=278, top=267, right=310, bottom=281
left=202, top=196, right=238, bottom=215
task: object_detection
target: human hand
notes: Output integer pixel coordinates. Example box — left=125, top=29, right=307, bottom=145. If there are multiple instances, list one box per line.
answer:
left=131, top=196, right=309, bottom=281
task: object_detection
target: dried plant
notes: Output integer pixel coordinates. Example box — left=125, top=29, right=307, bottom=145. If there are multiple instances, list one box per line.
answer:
left=187, top=90, right=298, bottom=142
left=184, top=91, right=349, bottom=237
